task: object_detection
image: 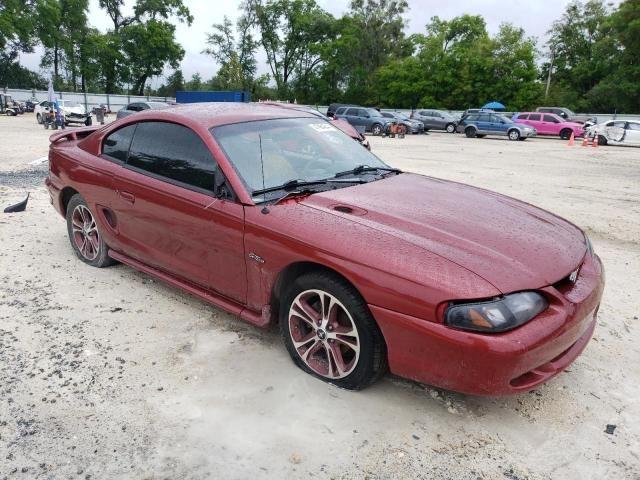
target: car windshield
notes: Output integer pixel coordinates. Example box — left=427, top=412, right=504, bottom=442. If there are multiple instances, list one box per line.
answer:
left=396, top=113, right=410, bottom=120
left=60, top=101, right=79, bottom=107
left=212, top=118, right=389, bottom=200
left=564, top=108, right=576, bottom=116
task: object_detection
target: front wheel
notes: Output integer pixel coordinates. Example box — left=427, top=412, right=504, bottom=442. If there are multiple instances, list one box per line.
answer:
left=597, top=134, right=608, bottom=146
left=36, top=113, right=43, bottom=124
left=446, top=123, right=456, bottom=133
left=508, top=129, right=521, bottom=141
left=559, top=128, right=573, bottom=140
left=371, top=123, right=383, bottom=136
left=85, top=117, right=92, bottom=126
left=66, top=195, right=116, bottom=268
left=465, top=127, right=476, bottom=138
left=280, top=271, right=387, bottom=390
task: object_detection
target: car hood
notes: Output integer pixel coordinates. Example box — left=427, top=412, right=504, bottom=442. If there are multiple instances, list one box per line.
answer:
left=300, top=173, right=586, bottom=294
left=62, top=106, right=85, bottom=115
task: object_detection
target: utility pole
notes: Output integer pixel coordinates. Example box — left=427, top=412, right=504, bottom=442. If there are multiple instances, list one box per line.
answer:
left=545, top=50, right=555, bottom=100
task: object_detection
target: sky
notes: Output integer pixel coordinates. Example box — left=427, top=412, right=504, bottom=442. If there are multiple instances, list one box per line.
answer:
left=19, top=0, right=602, bottom=88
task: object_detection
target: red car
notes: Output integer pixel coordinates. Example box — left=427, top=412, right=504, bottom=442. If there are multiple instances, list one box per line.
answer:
left=45, top=103, right=604, bottom=395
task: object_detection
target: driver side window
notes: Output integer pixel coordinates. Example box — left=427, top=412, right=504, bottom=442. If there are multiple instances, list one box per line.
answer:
left=126, top=121, right=219, bottom=193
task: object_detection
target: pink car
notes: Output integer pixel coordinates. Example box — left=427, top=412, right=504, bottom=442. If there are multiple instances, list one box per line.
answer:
left=514, top=112, right=584, bottom=139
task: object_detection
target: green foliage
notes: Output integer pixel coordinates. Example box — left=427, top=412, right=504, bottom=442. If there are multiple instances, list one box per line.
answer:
left=7, top=0, right=640, bottom=113
left=121, top=20, right=184, bottom=94
left=243, top=0, right=336, bottom=99
left=204, top=15, right=260, bottom=91
left=0, top=50, right=47, bottom=88
left=0, top=0, right=36, bottom=52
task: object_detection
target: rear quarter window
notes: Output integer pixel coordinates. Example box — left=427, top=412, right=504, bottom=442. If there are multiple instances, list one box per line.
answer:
left=102, top=124, right=137, bottom=163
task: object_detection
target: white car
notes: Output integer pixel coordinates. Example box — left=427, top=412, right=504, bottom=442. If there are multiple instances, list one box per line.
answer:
left=35, top=100, right=92, bottom=126
left=588, top=119, right=640, bottom=147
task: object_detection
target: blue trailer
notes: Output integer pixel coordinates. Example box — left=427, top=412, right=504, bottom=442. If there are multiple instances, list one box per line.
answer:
left=176, top=91, right=251, bottom=103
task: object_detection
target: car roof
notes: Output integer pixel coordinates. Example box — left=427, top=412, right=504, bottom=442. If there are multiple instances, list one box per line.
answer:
left=131, top=102, right=318, bottom=128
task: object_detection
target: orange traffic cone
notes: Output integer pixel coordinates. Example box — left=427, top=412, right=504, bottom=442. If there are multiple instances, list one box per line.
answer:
left=581, top=136, right=589, bottom=147
left=593, top=135, right=599, bottom=148
left=567, top=131, right=575, bottom=146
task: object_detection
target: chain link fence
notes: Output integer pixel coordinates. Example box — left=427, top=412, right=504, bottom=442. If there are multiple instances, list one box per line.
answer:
left=3, top=87, right=175, bottom=112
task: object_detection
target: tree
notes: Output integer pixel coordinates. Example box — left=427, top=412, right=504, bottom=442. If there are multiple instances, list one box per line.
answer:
left=544, top=0, right=616, bottom=110
left=587, top=0, right=640, bottom=112
left=204, top=14, right=259, bottom=91
left=96, top=0, right=192, bottom=93
left=0, top=50, right=47, bottom=88
left=336, top=0, right=411, bottom=104
left=0, top=0, right=36, bottom=52
left=185, top=72, right=204, bottom=90
left=245, top=0, right=335, bottom=99
left=120, top=20, right=184, bottom=94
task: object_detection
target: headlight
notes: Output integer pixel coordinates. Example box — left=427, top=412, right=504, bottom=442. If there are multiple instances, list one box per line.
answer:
left=445, top=292, right=548, bottom=333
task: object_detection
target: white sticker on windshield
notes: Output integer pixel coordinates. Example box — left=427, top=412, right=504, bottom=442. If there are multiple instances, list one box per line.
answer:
left=309, top=123, right=335, bottom=133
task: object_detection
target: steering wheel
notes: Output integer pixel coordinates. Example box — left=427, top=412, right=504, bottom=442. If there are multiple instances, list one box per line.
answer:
left=301, top=156, right=334, bottom=178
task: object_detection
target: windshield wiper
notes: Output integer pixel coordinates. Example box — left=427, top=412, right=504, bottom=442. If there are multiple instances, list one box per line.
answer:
left=333, top=165, right=402, bottom=178
left=252, top=178, right=365, bottom=196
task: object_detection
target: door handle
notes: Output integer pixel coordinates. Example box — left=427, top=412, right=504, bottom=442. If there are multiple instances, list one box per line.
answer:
left=118, top=190, right=135, bottom=204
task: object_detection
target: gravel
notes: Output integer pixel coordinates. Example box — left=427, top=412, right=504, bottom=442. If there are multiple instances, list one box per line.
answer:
left=0, top=114, right=638, bottom=479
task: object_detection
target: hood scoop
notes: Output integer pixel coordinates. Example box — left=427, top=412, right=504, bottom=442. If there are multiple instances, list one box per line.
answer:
left=331, top=204, right=367, bottom=216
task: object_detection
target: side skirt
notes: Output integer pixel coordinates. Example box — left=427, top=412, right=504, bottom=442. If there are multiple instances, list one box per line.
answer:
left=108, top=250, right=269, bottom=328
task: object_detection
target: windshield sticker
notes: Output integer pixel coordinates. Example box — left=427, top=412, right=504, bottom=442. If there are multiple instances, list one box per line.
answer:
left=309, top=123, right=335, bottom=133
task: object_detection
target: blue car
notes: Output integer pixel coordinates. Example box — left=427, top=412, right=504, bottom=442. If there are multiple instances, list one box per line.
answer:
left=456, top=112, right=537, bottom=140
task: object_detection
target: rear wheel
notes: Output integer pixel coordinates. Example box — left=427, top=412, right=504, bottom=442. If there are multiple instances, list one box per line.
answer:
left=280, top=271, right=387, bottom=390
left=65, top=195, right=115, bottom=268
left=508, top=129, right=521, bottom=141
left=465, top=127, right=477, bottom=138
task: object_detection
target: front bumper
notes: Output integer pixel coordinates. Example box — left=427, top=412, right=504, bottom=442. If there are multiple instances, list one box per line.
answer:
left=371, top=252, right=604, bottom=396
left=521, top=129, right=537, bottom=138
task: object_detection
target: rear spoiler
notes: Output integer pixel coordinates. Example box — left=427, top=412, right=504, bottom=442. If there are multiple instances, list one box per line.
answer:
left=49, top=125, right=101, bottom=144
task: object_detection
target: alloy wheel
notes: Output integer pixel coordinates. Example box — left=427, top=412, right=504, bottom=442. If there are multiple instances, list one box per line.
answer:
left=288, top=289, right=360, bottom=379
left=71, top=205, right=100, bottom=261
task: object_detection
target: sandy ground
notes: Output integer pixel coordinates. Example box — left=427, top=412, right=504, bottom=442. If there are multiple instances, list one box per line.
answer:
left=0, top=113, right=639, bottom=479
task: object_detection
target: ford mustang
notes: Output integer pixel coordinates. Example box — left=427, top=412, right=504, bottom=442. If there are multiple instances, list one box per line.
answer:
left=45, top=103, right=604, bottom=395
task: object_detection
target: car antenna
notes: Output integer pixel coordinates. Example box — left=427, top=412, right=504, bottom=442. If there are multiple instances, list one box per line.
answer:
left=259, top=134, right=269, bottom=214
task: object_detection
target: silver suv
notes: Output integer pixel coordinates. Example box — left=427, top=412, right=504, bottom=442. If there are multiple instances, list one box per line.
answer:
left=334, top=106, right=392, bottom=136
left=411, top=109, right=458, bottom=133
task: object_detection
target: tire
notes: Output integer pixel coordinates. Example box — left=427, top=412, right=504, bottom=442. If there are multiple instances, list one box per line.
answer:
left=280, top=271, right=387, bottom=390
left=65, top=195, right=116, bottom=268
left=597, top=134, right=607, bottom=146
left=445, top=123, right=456, bottom=134
left=85, top=117, right=92, bottom=126
left=559, top=128, right=573, bottom=140
left=508, top=129, right=521, bottom=141
left=36, top=113, right=42, bottom=124
left=371, top=123, right=383, bottom=136
left=465, top=127, right=476, bottom=138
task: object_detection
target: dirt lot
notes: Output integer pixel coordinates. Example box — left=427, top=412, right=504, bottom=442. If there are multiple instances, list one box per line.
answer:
left=1, top=113, right=639, bottom=479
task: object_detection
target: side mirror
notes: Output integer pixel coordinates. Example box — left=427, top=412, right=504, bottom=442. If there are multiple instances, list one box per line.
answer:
left=213, top=169, right=231, bottom=200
